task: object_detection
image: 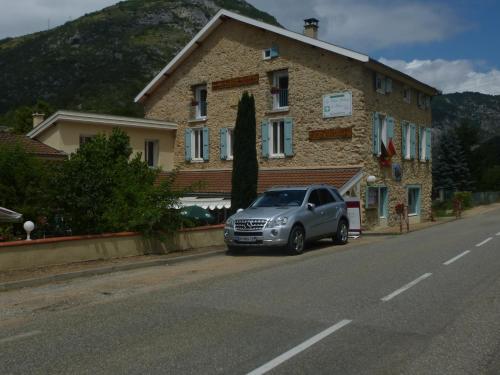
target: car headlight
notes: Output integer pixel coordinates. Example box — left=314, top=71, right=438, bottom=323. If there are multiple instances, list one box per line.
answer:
left=266, top=216, right=288, bottom=228
left=225, top=217, right=235, bottom=228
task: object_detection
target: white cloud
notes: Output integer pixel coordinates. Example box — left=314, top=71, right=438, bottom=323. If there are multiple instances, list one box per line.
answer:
left=249, top=0, right=464, bottom=51
left=0, top=0, right=117, bottom=39
left=379, top=58, right=500, bottom=94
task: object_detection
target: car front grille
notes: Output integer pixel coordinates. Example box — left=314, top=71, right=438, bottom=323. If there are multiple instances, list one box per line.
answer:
left=234, top=231, right=263, bottom=236
left=235, top=219, right=267, bottom=231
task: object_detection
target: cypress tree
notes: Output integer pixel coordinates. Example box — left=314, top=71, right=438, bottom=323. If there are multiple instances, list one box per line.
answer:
left=231, top=91, right=258, bottom=211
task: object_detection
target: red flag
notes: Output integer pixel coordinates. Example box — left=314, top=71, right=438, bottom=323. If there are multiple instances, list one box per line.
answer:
left=387, top=138, right=396, bottom=157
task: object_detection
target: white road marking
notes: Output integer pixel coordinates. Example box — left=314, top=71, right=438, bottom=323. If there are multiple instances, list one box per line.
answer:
left=246, top=319, right=352, bottom=375
left=381, top=273, right=432, bottom=302
left=476, top=237, right=493, bottom=247
left=443, top=250, right=471, bottom=266
left=0, top=330, right=42, bottom=345
left=496, top=232, right=500, bottom=236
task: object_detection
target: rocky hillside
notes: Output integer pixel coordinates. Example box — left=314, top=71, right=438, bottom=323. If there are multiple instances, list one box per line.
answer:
left=0, top=0, right=279, bottom=118
left=432, top=92, right=500, bottom=142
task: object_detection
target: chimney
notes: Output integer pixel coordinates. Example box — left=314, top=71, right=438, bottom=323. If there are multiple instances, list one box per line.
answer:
left=32, top=113, right=45, bottom=128
left=304, top=18, right=319, bottom=39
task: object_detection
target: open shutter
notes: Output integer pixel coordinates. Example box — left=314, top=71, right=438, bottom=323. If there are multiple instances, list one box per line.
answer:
left=372, top=112, right=380, bottom=155
left=284, top=118, right=293, bottom=156
left=385, top=78, right=393, bottom=93
left=386, top=116, right=394, bottom=140
left=220, top=128, right=227, bottom=160
left=184, top=129, right=192, bottom=161
left=202, top=127, right=209, bottom=161
left=425, top=128, right=432, bottom=161
left=419, top=126, right=424, bottom=161
left=261, top=120, right=269, bottom=158
left=401, top=122, right=407, bottom=159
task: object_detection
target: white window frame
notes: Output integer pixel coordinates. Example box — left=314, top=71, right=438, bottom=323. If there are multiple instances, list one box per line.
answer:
left=377, top=114, right=387, bottom=155
left=269, top=118, right=285, bottom=158
left=262, top=48, right=272, bottom=60
left=407, top=186, right=421, bottom=216
left=272, top=70, right=289, bottom=110
left=420, top=128, right=427, bottom=161
left=194, top=85, right=207, bottom=120
left=144, top=139, right=159, bottom=167
left=226, top=128, right=234, bottom=160
left=191, top=128, right=204, bottom=161
left=403, top=86, right=411, bottom=103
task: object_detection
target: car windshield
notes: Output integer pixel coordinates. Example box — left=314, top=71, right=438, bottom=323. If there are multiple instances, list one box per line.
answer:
left=251, top=190, right=306, bottom=208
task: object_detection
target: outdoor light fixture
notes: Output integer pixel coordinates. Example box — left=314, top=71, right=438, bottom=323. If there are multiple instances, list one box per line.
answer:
left=23, top=221, right=35, bottom=240
left=367, top=175, right=377, bottom=184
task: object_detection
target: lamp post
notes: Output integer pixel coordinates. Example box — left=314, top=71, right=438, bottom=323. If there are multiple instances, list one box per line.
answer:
left=23, top=221, right=35, bottom=241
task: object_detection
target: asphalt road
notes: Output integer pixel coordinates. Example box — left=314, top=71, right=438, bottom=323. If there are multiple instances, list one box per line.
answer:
left=1, top=208, right=500, bottom=374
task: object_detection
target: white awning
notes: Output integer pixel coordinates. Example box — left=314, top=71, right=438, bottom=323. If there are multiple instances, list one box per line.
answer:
left=179, top=197, right=231, bottom=210
left=0, top=207, right=23, bottom=223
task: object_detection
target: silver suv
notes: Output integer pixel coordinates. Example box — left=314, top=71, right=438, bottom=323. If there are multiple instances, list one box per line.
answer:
left=224, top=185, right=349, bottom=255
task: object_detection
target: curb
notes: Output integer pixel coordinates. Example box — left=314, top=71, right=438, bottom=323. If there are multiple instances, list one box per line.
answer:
left=0, top=249, right=226, bottom=293
left=362, top=217, right=457, bottom=237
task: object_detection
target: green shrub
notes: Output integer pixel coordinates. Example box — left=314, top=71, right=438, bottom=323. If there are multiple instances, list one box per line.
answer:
left=453, top=191, right=472, bottom=208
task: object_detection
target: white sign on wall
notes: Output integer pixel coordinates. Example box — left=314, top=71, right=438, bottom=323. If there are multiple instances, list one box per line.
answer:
left=345, top=198, right=362, bottom=236
left=323, top=91, right=352, bottom=118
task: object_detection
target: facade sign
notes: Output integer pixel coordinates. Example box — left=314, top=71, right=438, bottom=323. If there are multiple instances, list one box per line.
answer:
left=345, top=198, right=362, bottom=234
left=323, top=91, right=352, bottom=118
left=309, top=127, right=352, bottom=141
left=212, top=74, right=259, bottom=90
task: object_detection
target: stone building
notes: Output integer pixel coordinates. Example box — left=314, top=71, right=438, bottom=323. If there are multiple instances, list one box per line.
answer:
left=135, top=10, right=439, bottom=229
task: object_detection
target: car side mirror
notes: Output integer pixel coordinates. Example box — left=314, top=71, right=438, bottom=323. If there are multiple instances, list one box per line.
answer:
left=307, top=203, right=315, bottom=210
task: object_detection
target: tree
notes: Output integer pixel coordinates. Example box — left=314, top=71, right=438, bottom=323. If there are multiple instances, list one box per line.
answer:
left=433, top=129, right=472, bottom=192
left=0, top=100, right=55, bottom=134
left=231, top=92, right=258, bottom=211
left=54, top=128, right=181, bottom=235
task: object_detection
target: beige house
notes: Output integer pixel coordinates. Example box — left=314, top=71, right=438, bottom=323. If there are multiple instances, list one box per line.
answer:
left=27, top=111, right=177, bottom=170
left=135, top=9, right=439, bottom=229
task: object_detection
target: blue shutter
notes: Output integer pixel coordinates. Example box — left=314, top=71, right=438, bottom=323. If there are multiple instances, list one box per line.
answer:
left=416, top=187, right=421, bottom=214
left=284, top=118, right=293, bottom=156
left=261, top=120, right=269, bottom=158
left=410, top=124, right=416, bottom=159
left=426, top=128, right=431, bottom=161
left=372, top=112, right=380, bottom=155
left=386, top=116, right=394, bottom=140
left=220, top=128, right=227, bottom=160
left=401, top=122, right=407, bottom=159
left=202, top=127, right=209, bottom=161
left=184, top=128, right=192, bottom=161
left=419, top=126, right=424, bottom=161
left=270, top=45, right=279, bottom=58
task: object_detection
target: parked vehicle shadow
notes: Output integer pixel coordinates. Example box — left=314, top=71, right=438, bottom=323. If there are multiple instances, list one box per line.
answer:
left=225, top=239, right=337, bottom=257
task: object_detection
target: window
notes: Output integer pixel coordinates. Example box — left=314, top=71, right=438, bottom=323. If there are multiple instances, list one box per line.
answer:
left=417, top=92, right=427, bottom=109
left=192, top=128, right=204, bottom=161
left=272, top=70, right=288, bottom=109
left=403, top=87, right=411, bottom=103
left=270, top=119, right=285, bottom=157
left=263, top=45, right=279, bottom=60
left=79, top=135, right=95, bottom=146
left=402, top=122, right=411, bottom=160
left=318, top=189, right=335, bottom=205
left=366, top=186, right=388, bottom=218
left=419, top=126, right=431, bottom=161
left=144, top=140, right=159, bottom=167
left=372, top=113, right=395, bottom=156
left=194, top=85, right=207, bottom=119
left=375, top=73, right=392, bottom=94
left=261, top=118, right=293, bottom=158
left=308, top=190, right=322, bottom=206
left=407, top=186, right=421, bottom=215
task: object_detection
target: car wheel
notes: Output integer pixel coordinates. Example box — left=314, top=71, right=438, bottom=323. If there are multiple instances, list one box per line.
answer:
left=287, top=225, right=305, bottom=255
left=333, top=219, right=349, bottom=245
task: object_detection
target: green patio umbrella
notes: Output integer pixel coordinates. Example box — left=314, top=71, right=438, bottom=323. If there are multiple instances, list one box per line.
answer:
left=0, top=207, right=23, bottom=223
left=180, top=205, right=215, bottom=225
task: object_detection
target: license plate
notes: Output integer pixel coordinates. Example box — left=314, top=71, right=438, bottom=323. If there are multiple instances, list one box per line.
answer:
left=234, top=236, right=257, bottom=243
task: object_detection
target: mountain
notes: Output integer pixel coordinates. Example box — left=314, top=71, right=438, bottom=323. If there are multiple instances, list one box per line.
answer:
left=0, top=0, right=279, bottom=118
left=432, top=92, right=500, bottom=143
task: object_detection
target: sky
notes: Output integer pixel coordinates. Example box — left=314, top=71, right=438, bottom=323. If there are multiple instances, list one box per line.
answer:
left=0, top=0, right=499, bottom=95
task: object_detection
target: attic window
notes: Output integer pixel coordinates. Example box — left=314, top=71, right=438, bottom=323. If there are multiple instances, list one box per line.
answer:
left=263, top=45, right=279, bottom=60
left=403, top=86, right=411, bottom=103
